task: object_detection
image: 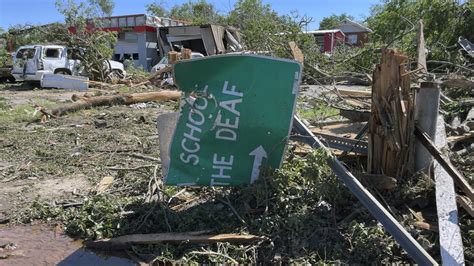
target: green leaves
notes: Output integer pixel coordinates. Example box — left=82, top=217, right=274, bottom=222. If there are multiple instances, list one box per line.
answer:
left=147, top=0, right=224, bottom=24
left=318, top=13, right=355, bottom=30
left=367, top=0, right=474, bottom=61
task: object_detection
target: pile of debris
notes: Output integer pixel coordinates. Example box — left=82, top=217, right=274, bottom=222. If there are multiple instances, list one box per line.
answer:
left=1, top=19, right=472, bottom=265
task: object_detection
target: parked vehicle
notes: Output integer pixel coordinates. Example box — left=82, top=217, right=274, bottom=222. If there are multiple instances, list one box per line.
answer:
left=11, top=45, right=126, bottom=82
left=150, top=52, right=204, bottom=73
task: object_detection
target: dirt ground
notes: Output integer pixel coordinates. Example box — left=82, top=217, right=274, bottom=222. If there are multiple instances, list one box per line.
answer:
left=0, top=82, right=175, bottom=221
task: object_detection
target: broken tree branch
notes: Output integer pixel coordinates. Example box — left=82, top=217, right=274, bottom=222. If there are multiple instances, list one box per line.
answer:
left=85, top=232, right=267, bottom=250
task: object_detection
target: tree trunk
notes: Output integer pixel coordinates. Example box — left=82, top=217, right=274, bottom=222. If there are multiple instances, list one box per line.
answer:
left=50, top=91, right=181, bottom=117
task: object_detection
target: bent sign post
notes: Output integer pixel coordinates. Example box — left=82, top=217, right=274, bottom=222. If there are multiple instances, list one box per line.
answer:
left=165, top=55, right=302, bottom=186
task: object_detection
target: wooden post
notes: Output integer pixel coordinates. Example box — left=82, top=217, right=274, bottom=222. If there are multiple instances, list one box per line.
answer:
left=181, top=48, right=192, bottom=60
left=168, top=51, right=179, bottom=64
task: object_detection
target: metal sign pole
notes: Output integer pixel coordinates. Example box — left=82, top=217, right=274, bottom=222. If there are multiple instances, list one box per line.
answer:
left=292, top=116, right=437, bottom=265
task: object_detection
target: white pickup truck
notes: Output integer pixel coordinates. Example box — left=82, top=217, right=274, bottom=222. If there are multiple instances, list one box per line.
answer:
left=12, top=45, right=125, bottom=81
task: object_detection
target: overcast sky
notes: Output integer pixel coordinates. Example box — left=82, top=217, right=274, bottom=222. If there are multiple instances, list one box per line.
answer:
left=0, top=0, right=380, bottom=30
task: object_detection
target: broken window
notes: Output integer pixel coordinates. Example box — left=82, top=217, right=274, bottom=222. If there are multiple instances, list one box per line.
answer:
left=132, top=53, right=139, bottom=60
left=45, top=48, right=61, bottom=58
left=123, top=54, right=131, bottom=60
left=16, top=48, right=36, bottom=59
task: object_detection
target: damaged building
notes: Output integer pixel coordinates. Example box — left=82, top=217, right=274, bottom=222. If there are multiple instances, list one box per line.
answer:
left=157, top=24, right=243, bottom=57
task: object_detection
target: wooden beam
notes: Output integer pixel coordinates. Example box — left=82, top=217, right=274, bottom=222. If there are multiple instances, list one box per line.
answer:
left=456, top=195, right=474, bottom=217
left=337, top=88, right=371, bottom=97
left=414, top=125, right=474, bottom=200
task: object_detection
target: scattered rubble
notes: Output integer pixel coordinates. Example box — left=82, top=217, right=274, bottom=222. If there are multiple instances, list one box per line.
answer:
left=0, top=4, right=473, bottom=265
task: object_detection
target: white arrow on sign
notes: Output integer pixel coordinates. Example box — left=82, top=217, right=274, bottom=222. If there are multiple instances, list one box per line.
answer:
left=249, top=145, right=268, bottom=183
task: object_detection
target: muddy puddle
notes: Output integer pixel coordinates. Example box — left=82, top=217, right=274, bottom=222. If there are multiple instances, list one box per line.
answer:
left=0, top=224, right=137, bottom=265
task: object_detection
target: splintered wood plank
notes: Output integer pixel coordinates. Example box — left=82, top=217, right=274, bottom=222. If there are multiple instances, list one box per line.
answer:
left=289, top=41, right=304, bottom=64
left=417, top=20, right=427, bottom=73
left=368, top=49, right=412, bottom=179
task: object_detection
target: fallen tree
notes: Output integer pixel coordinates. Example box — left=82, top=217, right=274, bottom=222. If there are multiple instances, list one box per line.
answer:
left=38, top=90, right=181, bottom=119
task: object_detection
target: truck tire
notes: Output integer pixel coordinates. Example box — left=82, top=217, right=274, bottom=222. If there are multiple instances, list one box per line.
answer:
left=55, top=69, right=71, bottom=75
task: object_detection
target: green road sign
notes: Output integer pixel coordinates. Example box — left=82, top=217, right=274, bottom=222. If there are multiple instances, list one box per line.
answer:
left=165, top=55, right=302, bottom=186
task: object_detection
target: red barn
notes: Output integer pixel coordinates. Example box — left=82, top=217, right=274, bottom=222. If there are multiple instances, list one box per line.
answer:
left=304, top=29, right=346, bottom=53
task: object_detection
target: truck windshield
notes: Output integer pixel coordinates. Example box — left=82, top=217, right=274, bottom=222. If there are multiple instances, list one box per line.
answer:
left=16, top=48, right=36, bottom=59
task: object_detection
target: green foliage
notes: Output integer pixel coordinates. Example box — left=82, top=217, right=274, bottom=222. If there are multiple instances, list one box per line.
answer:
left=227, top=0, right=283, bottom=52
left=147, top=0, right=224, bottom=24
left=88, top=0, right=115, bottom=16
left=56, top=0, right=115, bottom=20
left=348, top=221, right=397, bottom=263
left=15, top=150, right=402, bottom=263
left=5, top=1, right=117, bottom=81
left=227, top=0, right=312, bottom=58
left=169, top=0, right=224, bottom=24
left=367, top=0, right=474, bottom=61
left=0, top=45, right=10, bottom=67
left=54, top=0, right=117, bottom=81
left=318, top=13, right=354, bottom=30
left=123, top=59, right=150, bottom=80
left=297, top=98, right=339, bottom=122
left=146, top=0, right=168, bottom=17
left=0, top=98, right=56, bottom=123
left=65, top=195, right=126, bottom=239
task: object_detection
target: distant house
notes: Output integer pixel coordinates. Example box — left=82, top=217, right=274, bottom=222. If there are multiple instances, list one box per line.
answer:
left=338, top=19, right=372, bottom=46
left=304, top=29, right=346, bottom=53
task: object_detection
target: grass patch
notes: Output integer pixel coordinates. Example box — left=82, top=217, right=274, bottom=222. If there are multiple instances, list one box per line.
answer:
left=296, top=98, right=339, bottom=122
left=0, top=98, right=57, bottom=123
